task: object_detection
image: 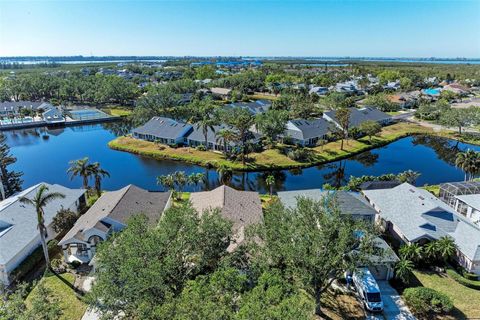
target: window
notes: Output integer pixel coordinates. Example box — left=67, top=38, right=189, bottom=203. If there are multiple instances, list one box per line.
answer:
left=367, top=292, right=381, bottom=302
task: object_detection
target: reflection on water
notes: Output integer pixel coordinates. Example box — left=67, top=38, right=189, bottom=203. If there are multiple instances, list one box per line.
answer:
left=6, top=123, right=480, bottom=193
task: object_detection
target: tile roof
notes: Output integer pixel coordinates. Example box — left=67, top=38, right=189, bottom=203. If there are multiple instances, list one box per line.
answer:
left=59, top=185, right=171, bottom=245
left=0, top=183, right=85, bottom=265
left=363, top=183, right=480, bottom=262
left=189, top=185, right=263, bottom=251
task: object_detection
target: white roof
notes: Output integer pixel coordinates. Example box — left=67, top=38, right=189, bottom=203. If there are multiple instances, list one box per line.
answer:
left=363, top=183, right=480, bottom=262
left=455, top=194, right=480, bottom=211
left=0, top=183, right=85, bottom=265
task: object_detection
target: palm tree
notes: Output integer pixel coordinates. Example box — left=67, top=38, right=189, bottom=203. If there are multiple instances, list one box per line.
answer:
left=265, top=174, right=275, bottom=197
left=90, top=162, right=110, bottom=197
left=173, top=171, right=188, bottom=198
left=67, top=157, right=92, bottom=190
left=455, top=149, right=480, bottom=181
left=399, top=243, right=423, bottom=264
left=217, top=165, right=233, bottom=185
left=157, top=174, right=175, bottom=191
left=216, top=128, right=237, bottom=157
left=188, top=173, right=205, bottom=191
left=435, top=236, right=457, bottom=264
left=188, top=98, right=218, bottom=150
left=395, top=258, right=414, bottom=284
left=423, top=241, right=438, bottom=261
left=397, top=170, right=421, bottom=185
left=19, top=185, right=65, bottom=267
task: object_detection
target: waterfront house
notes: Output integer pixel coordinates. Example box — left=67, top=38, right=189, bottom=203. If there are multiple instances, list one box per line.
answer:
left=363, top=183, right=480, bottom=275
left=278, top=189, right=377, bottom=224
left=189, top=185, right=263, bottom=252
left=0, top=183, right=85, bottom=286
left=283, top=118, right=331, bottom=147
left=323, top=107, right=392, bottom=130
left=42, top=106, right=65, bottom=124
left=59, top=185, right=171, bottom=264
left=186, top=124, right=260, bottom=151
left=451, top=194, right=480, bottom=225
left=132, top=116, right=193, bottom=145
left=0, top=101, right=45, bottom=117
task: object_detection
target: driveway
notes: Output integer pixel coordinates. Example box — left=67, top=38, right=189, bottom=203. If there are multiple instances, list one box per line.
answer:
left=371, top=281, right=416, bottom=320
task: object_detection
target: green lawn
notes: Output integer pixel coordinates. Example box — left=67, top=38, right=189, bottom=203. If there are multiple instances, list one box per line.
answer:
left=104, top=107, right=132, bottom=117
left=26, top=273, right=87, bottom=320
left=109, top=122, right=432, bottom=171
left=412, top=270, right=480, bottom=319
left=422, top=184, right=440, bottom=196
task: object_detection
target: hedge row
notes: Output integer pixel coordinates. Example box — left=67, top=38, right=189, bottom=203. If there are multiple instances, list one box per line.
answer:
left=403, top=287, right=453, bottom=316
left=446, top=268, right=480, bottom=290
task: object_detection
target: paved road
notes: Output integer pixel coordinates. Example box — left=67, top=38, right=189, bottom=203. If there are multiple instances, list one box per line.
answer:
left=367, top=281, right=416, bottom=320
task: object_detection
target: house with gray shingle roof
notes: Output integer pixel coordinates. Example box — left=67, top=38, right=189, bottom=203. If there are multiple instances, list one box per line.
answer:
left=227, top=100, right=272, bottom=115
left=277, top=189, right=398, bottom=280
left=283, top=118, right=332, bottom=147
left=277, top=189, right=377, bottom=223
left=132, top=116, right=193, bottom=145
left=0, top=183, right=85, bottom=286
left=59, top=185, right=171, bottom=264
left=189, top=185, right=263, bottom=252
left=186, top=124, right=261, bottom=152
left=323, top=107, right=392, bottom=130
left=363, top=183, right=480, bottom=275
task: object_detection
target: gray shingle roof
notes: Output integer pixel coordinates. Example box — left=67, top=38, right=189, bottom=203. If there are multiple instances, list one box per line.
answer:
left=189, top=185, right=263, bottom=251
left=277, top=189, right=377, bottom=217
left=323, top=107, right=391, bottom=128
left=0, top=183, right=85, bottom=265
left=363, top=183, right=480, bottom=262
left=455, top=194, right=480, bottom=211
left=59, top=185, right=171, bottom=245
left=0, top=101, right=44, bottom=113
left=359, top=181, right=401, bottom=191
left=132, top=117, right=192, bottom=140
left=227, top=100, right=272, bottom=115
left=187, top=124, right=261, bottom=146
left=285, top=118, right=331, bottom=140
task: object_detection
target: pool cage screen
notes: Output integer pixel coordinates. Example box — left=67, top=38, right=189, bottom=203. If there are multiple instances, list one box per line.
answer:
left=439, top=181, right=480, bottom=207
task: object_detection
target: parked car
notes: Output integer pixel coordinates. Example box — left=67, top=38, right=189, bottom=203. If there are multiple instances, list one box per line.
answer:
left=352, top=267, right=384, bottom=312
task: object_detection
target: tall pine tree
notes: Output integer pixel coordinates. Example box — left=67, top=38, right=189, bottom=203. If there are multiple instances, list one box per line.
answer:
left=0, top=133, right=23, bottom=199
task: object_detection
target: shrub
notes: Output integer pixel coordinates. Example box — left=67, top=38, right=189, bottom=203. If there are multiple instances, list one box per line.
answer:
left=69, top=260, right=81, bottom=269
left=196, top=145, right=207, bottom=151
left=403, top=287, right=453, bottom=316
left=286, top=148, right=314, bottom=162
left=446, top=268, right=480, bottom=290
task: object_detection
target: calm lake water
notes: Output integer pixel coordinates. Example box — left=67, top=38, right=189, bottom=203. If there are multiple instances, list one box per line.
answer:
left=6, top=123, right=480, bottom=193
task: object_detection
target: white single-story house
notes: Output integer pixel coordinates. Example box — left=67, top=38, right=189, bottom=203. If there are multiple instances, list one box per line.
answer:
left=283, top=118, right=331, bottom=147
left=132, top=116, right=193, bottom=145
left=363, top=183, right=480, bottom=275
left=0, top=183, right=85, bottom=286
left=59, top=185, right=172, bottom=264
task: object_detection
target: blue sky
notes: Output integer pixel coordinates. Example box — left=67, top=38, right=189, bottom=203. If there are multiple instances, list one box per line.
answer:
left=0, top=0, right=479, bottom=57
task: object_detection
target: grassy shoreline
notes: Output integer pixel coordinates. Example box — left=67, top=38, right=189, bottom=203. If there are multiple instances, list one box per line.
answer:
left=108, top=122, right=440, bottom=171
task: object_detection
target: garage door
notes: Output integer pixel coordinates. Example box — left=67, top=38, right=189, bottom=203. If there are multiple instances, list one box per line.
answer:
left=369, top=265, right=388, bottom=280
